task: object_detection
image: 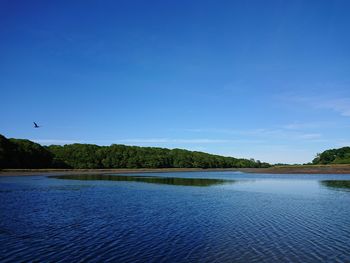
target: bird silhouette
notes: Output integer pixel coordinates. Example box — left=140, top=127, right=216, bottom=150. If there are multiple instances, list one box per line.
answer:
left=33, top=122, right=40, bottom=128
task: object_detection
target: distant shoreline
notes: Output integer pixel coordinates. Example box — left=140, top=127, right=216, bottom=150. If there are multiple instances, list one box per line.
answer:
left=2, top=165, right=350, bottom=176
left=0, top=168, right=243, bottom=176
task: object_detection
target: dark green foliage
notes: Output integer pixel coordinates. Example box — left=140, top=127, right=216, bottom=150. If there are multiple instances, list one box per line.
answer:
left=0, top=134, right=13, bottom=168
left=0, top=135, right=54, bottom=169
left=46, top=144, right=101, bottom=169
left=320, top=180, right=350, bottom=190
left=51, top=174, right=233, bottom=187
left=312, top=147, right=350, bottom=165
left=0, top=134, right=270, bottom=169
left=48, top=144, right=270, bottom=169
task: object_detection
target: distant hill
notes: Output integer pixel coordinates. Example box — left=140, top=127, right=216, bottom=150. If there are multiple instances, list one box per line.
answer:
left=313, top=147, right=350, bottom=164
left=0, top=134, right=270, bottom=169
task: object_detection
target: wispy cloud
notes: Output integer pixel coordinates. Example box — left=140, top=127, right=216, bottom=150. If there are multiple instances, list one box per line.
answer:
left=32, top=138, right=265, bottom=146
left=281, top=121, right=334, bottom=130
left=288, top=95, right=350, bottom=117
left=117, top=138, right=231, bottom=144
left=31, top=139, right=82, bottom=144
left=315, top=98, right=350, bottom=117
left=297, top=133, right=322, bottom=140
left=179, top=127, right=323, bottom=142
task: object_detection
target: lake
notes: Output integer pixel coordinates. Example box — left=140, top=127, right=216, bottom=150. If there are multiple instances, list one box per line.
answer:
left=1, top=172, right=350, bottom=262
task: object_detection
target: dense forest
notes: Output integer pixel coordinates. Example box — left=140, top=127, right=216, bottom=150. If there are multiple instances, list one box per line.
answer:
left=0, top=135, right=54, bottom=169
left=0, top=134, right=270, bottom=169
left=313, top=147, right=350, bottom=165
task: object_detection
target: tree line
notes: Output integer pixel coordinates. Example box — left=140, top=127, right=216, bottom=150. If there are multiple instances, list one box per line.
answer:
left=0, top=134, right=270, bottom=169
left=312, top=147, right=350, bottom=165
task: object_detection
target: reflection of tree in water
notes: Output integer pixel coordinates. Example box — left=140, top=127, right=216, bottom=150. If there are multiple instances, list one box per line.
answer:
left=50, top=174, right=234, bottom=187
left=320, top=180, right=350, bottom=191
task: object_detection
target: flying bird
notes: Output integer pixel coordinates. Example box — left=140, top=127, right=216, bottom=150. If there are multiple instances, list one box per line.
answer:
left=33, top=122, right=40, bottom=128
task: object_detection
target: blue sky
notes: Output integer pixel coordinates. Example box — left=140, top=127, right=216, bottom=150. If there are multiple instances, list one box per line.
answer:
left=1, top=0, right=350, bottom=164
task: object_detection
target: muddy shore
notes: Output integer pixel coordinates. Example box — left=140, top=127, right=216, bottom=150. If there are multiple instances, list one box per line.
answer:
left=1, top=165, right=350, bottom=176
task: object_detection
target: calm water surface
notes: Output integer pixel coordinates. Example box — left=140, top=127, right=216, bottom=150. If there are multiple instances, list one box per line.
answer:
left=1, top=172, right=350, bottom=262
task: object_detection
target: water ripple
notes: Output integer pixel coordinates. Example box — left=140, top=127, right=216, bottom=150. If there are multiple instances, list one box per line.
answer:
left=1, top=174, right=350, bottom=262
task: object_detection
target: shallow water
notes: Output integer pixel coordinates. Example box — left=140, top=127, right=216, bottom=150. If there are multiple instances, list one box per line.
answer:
left=1, top=172, right=350, bottom=262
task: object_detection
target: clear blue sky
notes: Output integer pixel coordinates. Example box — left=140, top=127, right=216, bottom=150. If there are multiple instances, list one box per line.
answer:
left=1, top=0, right=350, bottom=164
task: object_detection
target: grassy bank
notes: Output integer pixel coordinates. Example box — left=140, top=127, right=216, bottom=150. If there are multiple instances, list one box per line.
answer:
left=249, top=164, right=350, bottom=174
